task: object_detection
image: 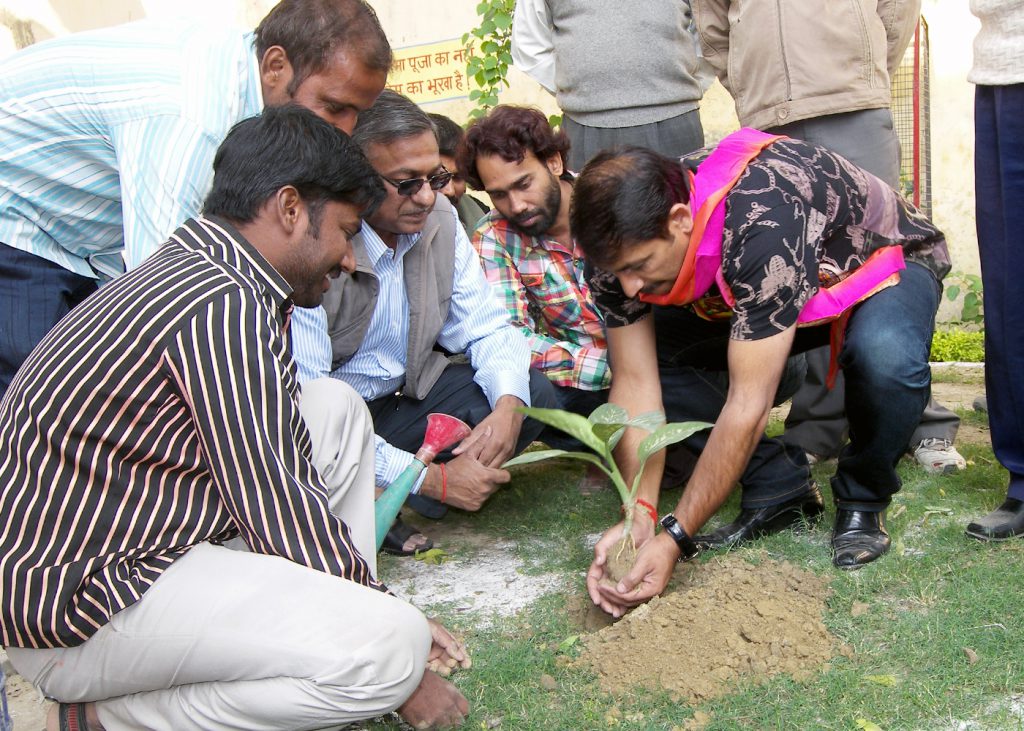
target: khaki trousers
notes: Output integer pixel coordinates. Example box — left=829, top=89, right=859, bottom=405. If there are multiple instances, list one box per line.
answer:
left=9, top=379, right=430, bottom=731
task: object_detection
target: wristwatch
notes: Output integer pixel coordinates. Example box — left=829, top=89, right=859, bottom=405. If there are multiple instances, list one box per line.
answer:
left=660, top=514, right=700, bottom=562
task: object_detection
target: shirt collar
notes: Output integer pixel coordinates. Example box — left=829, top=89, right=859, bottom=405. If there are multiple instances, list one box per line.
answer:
left=197, top=215, right=292, bottom=307
left=360, top=221, right=421, bottom=267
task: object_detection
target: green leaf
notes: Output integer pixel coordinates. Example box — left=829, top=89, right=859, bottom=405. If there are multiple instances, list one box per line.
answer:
left=499, top=51, right=514, bottom=65
left=945, top=285, right=960, bottom=300
left=492, top=11, right=513, bottom=30
left=502, top=449, right=610, bottom=474
left=589, top=423, right=624, bottom=447
left=516, top=407, right=607, bottom=453
left=864, top=674, right=898, bottom=687
left=589, top=402, right=629, bottom=424
left=556, top=635, right=579, bottom=652
left=855, top=719, right=884, bottom=731
left=627, top=410, right=666, bottom=433
left=636, top=421, right=712, bottom=465
left=480, top=40, right=499, bottom=54
left=413, top=548, right=450, bottom=565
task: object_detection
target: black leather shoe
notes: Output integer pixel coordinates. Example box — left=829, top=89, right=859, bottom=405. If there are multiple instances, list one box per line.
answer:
left=965, top=497, right=1024, bottom=541
left=694, top=483, right=824, bottom=549
left=832, top=509, right=890, bottom=569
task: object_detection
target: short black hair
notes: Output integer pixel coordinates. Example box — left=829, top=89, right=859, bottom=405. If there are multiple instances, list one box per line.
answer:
left=570, top=146, right=690, bottom=268
left=428, top=113, right=464, bottom=158
left=204, top=104, right=385, bottom=227
left=254, top=0, right=391, bottom=96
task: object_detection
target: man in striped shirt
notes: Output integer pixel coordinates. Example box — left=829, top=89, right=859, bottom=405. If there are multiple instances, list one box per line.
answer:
left=291, top=92, right=556, bottom=552
left=0, top=0, right=390, bottom=399
left=0, top=106, right=470, bottom=730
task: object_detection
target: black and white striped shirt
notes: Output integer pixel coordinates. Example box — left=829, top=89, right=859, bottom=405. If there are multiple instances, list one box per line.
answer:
left=0, top=216, right=385, bottom=649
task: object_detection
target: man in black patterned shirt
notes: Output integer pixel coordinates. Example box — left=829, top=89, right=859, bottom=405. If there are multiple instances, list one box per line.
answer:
left=0, top=107, right=469, bottom=731
left=571, top=136, right=950, bottom=615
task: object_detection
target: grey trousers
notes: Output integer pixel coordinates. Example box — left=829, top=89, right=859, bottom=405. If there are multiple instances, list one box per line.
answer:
left=768, top=108, right=960, bottom=456
left=563, top=108, right=705, bottom=171
left=8, top=379, right=430, bottom=731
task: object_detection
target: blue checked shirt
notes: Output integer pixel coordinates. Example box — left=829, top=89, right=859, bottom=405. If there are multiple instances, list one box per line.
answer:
left=0, top=19, right=263, bottom=279
left=291, top=211, right=532, bottom=490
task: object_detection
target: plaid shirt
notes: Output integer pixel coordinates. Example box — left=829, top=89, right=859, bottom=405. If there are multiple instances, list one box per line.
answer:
left=472, top=210, right=610, bottom=391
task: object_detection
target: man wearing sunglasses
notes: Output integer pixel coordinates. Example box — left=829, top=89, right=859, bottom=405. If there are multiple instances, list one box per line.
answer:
left=291, top=91, right=555, bottom=555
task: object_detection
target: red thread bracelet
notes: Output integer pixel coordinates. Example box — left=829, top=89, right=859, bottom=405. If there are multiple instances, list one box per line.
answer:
left=635, top=498, right=658, bottom=524
left=620, top=499, right=658, bottom=524
left=439, top=463, right=448, bottom=504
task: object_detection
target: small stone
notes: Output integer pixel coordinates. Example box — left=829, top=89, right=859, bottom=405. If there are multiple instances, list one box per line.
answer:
left=963, top=647, right=979, bottom=665
left=539, top=673, right=557, bottom=691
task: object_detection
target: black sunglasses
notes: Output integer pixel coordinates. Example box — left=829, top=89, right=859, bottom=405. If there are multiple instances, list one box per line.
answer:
left=380, top=167, right=453, bottom=197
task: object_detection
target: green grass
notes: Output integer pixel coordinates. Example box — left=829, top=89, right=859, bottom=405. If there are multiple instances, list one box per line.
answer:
left=371, top=419, right=1024, bottom=731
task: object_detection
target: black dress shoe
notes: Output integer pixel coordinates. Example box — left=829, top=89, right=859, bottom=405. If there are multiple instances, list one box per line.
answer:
left=832, top=509, right=890, bottom=569
left=965, top=497, right=1024, bottom=541
left=694, top=483, right=824, bottom=549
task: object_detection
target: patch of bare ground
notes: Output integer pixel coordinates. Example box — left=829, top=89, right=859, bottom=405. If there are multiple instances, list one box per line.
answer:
left=578, top=555, right=848, bottom=702
left=380, top=522, right=565, bottom=627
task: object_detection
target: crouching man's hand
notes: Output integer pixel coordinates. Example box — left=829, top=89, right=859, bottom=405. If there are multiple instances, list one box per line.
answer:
left=397, top=669, right=469, bottom=730
left=426, top=618, right=471, bottom=677
left=421, top=454, right=510, bottom=511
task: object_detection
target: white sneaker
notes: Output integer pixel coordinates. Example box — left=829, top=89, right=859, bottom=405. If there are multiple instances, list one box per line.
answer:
left=913, top=438, right=966, bottom=474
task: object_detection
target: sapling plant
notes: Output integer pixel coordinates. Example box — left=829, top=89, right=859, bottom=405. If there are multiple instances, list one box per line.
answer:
left=504, top=403, right=710, bottom=581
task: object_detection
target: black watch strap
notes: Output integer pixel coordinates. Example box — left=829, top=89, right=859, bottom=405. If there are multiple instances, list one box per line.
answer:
left=660, top=514, right=700, bottom=561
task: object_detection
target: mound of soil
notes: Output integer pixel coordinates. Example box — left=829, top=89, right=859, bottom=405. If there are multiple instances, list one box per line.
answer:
left=579, top=555, right=849, bottom=702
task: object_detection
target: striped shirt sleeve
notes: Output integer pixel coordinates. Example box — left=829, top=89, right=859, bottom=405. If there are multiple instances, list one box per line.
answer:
left=290, top=305, right=333, bottom=384
left=166, top=288, right=385, bottom=591
left=114, top=116, right=221, bottom=270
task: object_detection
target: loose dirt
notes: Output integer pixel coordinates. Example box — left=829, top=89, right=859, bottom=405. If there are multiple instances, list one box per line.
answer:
left=579, top=554, right=847, bottom=702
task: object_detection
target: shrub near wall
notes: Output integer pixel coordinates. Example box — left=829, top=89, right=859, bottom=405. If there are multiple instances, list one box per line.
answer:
left=931, top=329, right=985, bottom=362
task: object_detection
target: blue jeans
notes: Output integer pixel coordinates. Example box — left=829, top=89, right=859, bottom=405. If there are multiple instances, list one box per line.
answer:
left=832, top=261, right=940, bottom=510
left=975, top=84, right=1024, bottom=500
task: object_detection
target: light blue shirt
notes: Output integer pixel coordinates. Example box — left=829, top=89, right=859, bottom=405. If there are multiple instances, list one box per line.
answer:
left=0, top=19, right=263, bottom=279
left=291, top=208, right=532, bottom=490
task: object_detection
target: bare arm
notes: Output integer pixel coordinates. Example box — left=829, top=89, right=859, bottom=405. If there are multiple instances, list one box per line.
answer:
left=586, top=317, right=665, bottom=612
left=592, top=325, right=796, bottom=616
left=606, top=317, right=667, bottom=515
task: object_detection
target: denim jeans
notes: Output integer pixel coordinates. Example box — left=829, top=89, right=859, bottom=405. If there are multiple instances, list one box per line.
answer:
left=831, top=261, right=940, bottom=510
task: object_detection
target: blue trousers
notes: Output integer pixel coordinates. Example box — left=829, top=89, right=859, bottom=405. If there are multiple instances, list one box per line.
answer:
left=0, top=244, right=97, bottom=399
left=975, top=84, right=1024, bottom=500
